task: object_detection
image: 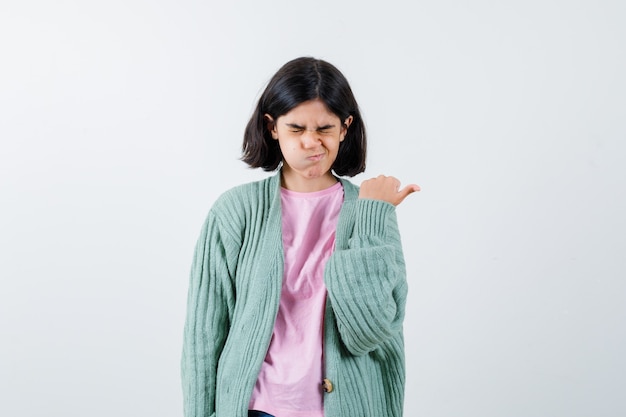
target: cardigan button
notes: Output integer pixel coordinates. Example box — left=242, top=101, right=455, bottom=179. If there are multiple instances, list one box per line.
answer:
left=322, top=378, right=333, bottom=393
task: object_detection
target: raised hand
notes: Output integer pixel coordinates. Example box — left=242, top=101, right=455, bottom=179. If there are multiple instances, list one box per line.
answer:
left=358, top=175, right=421, bottom=206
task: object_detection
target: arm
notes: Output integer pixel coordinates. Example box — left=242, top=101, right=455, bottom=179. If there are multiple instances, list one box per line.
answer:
left=325, top=198, right=408, bottom=356
left=325, top=175, right=418, bottom=356
left=181, top=210, right=237, bottom=417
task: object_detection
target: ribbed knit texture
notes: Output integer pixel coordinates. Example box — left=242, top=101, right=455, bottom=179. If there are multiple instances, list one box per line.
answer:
left=182, top=173, right=408, bottom=417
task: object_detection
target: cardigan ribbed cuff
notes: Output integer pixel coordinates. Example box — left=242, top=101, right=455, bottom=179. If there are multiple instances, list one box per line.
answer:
left=354, top=198, right=396, bottom=239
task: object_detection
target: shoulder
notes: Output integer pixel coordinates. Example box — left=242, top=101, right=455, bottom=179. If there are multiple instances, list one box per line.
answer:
left=212, top=174, right=279, bottom=213
left=204, top=174, right=279, bottom=238
left=195, top=175, right=278, bottom=245
left=338, top=177, right=360, bottom=201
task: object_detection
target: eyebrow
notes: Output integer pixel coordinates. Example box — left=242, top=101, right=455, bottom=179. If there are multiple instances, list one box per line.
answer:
left=285, top=123, right=336, bottom=130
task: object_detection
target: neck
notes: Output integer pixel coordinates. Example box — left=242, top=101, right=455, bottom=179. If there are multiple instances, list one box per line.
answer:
left=280, top=169, right=337, bottom=193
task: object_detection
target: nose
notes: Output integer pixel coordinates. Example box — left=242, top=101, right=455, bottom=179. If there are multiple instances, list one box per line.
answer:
left=301, top=130, right=321, bottom=148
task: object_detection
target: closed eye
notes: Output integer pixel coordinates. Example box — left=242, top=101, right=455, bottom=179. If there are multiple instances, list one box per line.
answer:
left=286, top=123, right=304, bottom=133
left=284, top=123, right=336, bottom=134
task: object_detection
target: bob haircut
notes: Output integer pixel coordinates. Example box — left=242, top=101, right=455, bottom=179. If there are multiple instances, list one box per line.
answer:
left=242, top=57, right=367, bottom=177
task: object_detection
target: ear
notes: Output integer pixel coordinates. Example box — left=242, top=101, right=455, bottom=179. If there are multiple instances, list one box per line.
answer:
left=264, top=114, right=278, bottom=139
left=340, top=115, right=354, bottom=141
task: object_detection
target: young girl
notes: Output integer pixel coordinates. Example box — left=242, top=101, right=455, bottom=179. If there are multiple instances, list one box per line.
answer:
left=182, top=57, right=419, bottom=417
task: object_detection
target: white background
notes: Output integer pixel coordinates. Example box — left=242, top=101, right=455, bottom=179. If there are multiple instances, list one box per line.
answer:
left=1, top=0, right=625, bottom=416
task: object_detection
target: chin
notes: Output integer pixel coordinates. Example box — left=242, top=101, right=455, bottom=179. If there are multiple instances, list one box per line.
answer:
left=305, top=166, right=331, bottom=178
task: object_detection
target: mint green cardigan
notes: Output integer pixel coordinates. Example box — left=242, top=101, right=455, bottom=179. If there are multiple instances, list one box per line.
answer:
left=182, top=173, right=408, bottom=417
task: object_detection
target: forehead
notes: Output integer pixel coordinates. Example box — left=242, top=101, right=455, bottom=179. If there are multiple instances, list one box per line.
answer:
left=278, top=99, right=340, bottom=124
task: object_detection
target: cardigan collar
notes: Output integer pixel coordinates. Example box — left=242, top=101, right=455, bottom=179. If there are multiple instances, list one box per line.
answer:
left=269, top=170, right=359, bottom=202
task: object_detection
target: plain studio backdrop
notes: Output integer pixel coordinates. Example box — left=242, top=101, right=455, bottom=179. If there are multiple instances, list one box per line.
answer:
left=1, top=0, right=624, bottom=416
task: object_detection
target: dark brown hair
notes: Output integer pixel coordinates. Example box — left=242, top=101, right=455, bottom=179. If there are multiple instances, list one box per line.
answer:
left=241, top=57, right=366, bottom=177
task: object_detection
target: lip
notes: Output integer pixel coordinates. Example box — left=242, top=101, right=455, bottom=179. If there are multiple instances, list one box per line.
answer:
left=307, top=153, right=325, bottom=161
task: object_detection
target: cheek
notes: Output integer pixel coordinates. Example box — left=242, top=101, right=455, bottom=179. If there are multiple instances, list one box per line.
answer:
left=277, top=140, right=293, bottom=153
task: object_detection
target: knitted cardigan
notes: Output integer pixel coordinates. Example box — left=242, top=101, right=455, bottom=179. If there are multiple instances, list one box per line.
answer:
left=182, top=173, right=408, bottom=417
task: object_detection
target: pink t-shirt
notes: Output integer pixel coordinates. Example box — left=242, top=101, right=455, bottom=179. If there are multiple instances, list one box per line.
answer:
left=249, top=181, right=344, bottom=417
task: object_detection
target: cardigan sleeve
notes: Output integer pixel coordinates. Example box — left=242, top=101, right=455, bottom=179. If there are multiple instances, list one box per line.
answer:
left=324, top=198, right=408, bottom=356
left=181, top=209, right=238, bottom=417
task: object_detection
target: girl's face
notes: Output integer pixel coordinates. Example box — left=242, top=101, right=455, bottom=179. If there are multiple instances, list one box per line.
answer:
left=266, top=99, right=352, bottom=192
